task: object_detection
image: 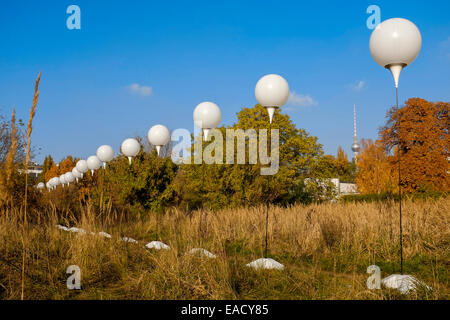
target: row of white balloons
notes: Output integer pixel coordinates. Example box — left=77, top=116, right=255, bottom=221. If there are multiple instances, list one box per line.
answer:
left=35, top=73, right=290, bottom=191
left=35, top=18, right=422, bottom=192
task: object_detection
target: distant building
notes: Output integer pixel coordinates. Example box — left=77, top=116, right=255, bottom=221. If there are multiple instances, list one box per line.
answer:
left=18, top=162, right=43, bottom=179
left=331, top=178, right=358, bottom=196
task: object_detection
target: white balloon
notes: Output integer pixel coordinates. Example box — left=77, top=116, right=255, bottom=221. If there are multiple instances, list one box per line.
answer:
left=76, top=159, right=89, bottom=174
left=72, top=167, right=82, bottom=178
left=51, top=177, right=60, bottom=187
left=121, top=138, right=140, bottom=164
left=65, top=172, right=75, bottom=183
left=36, top=182, right=45, bottom=190
left=87, top=155, right=102, bottom=171
left=59, top=175, right=67, bottom=185
left=370, top=18, right=422, bottom=68
left=96, top=145, right=115, bottom=163
left=255, top=74, right=290, bottom=108
left=148, top=125, right=170, bottom=147
left=148, top=125, right=170, bottom=155
left=46, top=182, right=51, bottom=189
left=193, top=102, right=222, bottom=130
left=369, top=18, right=421, bottom=88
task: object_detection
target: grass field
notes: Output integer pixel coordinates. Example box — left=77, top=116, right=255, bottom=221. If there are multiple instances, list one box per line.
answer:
left=0, top=198, right=448, bottom=300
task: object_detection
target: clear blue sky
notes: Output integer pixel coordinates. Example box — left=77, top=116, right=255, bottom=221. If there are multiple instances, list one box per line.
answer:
left=1, top=0, right=449, bottom=163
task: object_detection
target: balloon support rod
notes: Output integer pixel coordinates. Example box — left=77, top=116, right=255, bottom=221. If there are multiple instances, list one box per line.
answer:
left=387, top=63, right=406, bottom=89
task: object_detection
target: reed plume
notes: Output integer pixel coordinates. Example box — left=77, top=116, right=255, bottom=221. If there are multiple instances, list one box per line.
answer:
left=21, top=71, right=41, bottom=300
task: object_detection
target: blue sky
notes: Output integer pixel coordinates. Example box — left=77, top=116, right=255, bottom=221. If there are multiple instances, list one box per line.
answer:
left=1, top=0, right=449, bottom=163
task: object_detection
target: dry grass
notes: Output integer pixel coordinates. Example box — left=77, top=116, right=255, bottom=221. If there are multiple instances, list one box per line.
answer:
left=0, top=198, right=448, bottom=300
left=20, top=71, right=41, bottom=300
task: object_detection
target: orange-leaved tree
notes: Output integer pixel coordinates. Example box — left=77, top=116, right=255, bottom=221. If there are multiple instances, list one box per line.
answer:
left=356, top=139, right=396, bottom=194
left=379, top=98, right=449, bottom=193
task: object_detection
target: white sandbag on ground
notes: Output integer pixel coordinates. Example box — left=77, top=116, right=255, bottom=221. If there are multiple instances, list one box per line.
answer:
left=68, top=227, right=87, bottom=234
left=382, top=274, right=431, bottom=294
left=98, top=231, right=112, bottom=238
left=188, top=248, right=216, bottom=258
left=246, top=258, right=284, bottom=270
left=145, top=241, right=170, bottom=250
left=122, top=237, right=138, bottom=243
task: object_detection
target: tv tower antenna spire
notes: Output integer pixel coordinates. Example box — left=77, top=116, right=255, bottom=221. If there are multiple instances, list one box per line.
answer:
left=351, top=104, right=361, bottom=162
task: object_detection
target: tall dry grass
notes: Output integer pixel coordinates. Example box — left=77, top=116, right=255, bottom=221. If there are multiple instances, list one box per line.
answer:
left=0, top=198, right=448, bottom=300
left=20, top=71, right=41, bottom=300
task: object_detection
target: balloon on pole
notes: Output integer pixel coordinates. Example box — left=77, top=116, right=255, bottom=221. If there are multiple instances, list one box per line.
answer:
left=96, top=145, right=115, bottom=169
left=369, top=17, right=421, bottom=276
left=121, top=138, right=140, bottom=165
left=87, top=155, right=102, bottom=175
left=255, top=74, right=290, bottom=124
left=147, top=124, right=170, bottom=156
left=36, top=182, right=45, bottom=190
left=193, top=102, right=222, bottom=140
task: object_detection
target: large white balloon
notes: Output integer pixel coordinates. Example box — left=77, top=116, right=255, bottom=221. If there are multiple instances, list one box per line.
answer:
left=76, top=159, right=89, bottom=174
left=255, top=74, right=290, bottom=124
left=369, top=18, right=421, bottom=87
left=121, top=138, right=140, bottom=164
left=96, top=145, right=115, bottom=168
left=65, top=172, right=75, bottom=183
left=148, top=125, right=170, bottom=156
left=46, top=181, right=51, bottom=190
left=87, top=155, right=102, bottom=175
left=193, top=102, right=222, bottom=140
left=36, top=182, right=45, bottom=190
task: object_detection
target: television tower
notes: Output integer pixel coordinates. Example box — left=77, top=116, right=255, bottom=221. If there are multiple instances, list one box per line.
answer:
left=351, top=104, right=361, bottom=162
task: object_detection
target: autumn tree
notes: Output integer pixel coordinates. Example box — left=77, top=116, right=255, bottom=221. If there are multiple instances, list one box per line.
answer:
left=39, top=155, right=54, bottom=183
left=380, top=98, right=449, bottom=193
left=356, top=139, right=395, bottom=194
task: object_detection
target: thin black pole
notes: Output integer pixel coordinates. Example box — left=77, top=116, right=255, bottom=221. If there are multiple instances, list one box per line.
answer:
left=264, top=202, right=269, bottom=258
left=396, top=86, right=403, bottom=275
left=264, top=121, right=271, bottom=259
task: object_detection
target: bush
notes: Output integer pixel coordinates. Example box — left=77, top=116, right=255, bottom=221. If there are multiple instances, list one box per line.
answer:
left=340, top=191, right=448, bottom=203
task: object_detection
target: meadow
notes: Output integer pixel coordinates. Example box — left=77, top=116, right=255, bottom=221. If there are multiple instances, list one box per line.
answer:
left=0, top=198, right=448, bottom=300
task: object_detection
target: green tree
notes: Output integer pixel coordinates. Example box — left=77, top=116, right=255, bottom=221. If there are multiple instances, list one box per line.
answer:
left=96, top=146, right=178, bottom=214
left=174, top=105, right=334, bottom=210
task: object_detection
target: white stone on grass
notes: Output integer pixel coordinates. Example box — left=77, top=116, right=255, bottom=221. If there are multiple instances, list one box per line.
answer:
left=56, top=225, right=69, bottom=231
left=98, top=231, right=112, bottom=239
left=188, top=248, right=216, bottom=258
left=68, top=227, right=87, bottom=235
left=382, top=274, right=431, bottom=294
left=122, top=237, right=138, bottom=244
left=145, top=241, right=170, bottom=250
left=246, top=258, right=284, bottom=270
